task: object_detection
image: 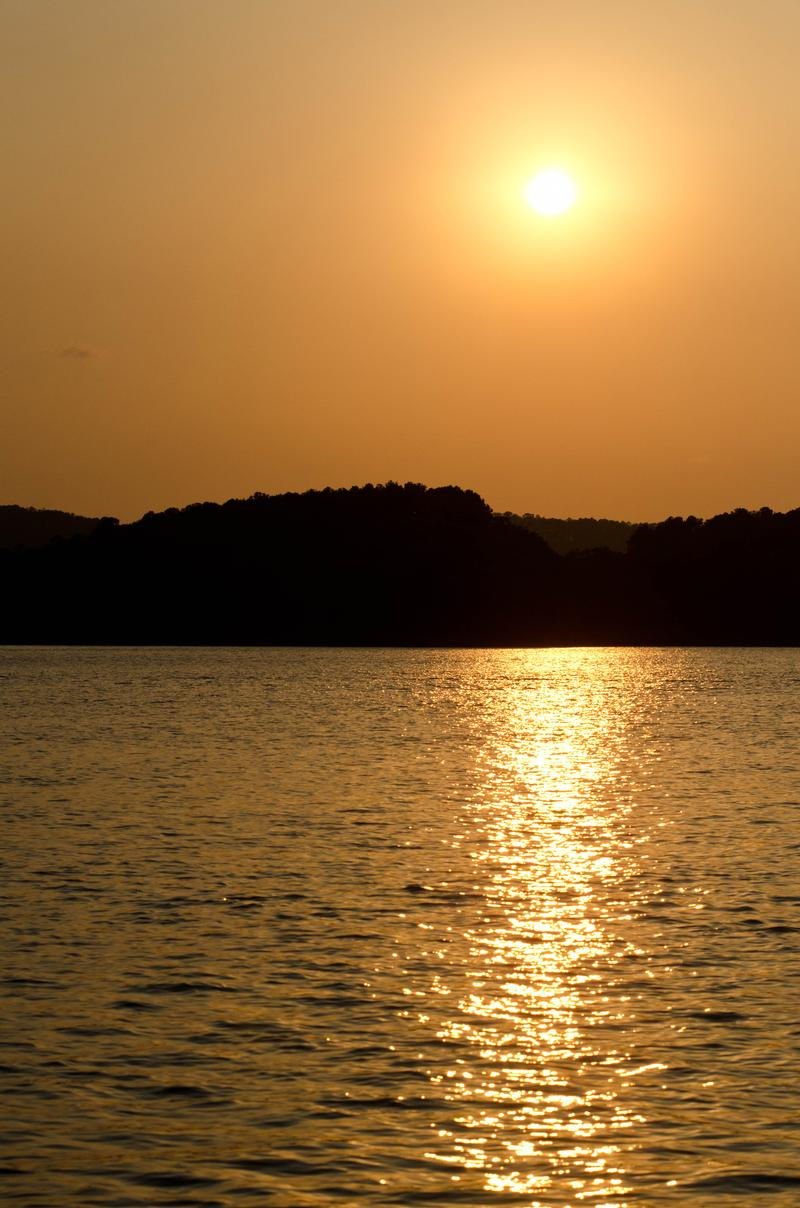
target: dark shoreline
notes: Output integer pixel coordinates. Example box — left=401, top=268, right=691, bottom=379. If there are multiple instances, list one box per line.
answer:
left=3, top=483, right=799, bottom=646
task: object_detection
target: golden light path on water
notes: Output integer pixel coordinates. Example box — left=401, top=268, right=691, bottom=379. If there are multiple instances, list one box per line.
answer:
left=407, top=652, right=673, bottom=1204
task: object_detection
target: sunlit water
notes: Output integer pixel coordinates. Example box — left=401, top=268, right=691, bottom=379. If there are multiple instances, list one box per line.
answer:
left=2, top=647, right=800, bottom=1207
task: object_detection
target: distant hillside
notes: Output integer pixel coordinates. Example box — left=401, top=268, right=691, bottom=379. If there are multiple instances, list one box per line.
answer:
left=0, top=505, right=110, bottom=550
left=502, top=512, right=639, bottom=554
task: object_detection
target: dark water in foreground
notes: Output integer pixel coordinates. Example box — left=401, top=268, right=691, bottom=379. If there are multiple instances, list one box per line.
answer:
left=2, top=647, right=800, bottom=1207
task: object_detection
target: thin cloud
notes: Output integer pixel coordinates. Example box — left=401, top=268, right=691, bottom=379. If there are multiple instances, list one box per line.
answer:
left=58, top=345, right=101, bottom=360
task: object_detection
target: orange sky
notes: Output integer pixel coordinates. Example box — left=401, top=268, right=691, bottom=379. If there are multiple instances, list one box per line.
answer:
left=3, top=1, right=799, bottom=521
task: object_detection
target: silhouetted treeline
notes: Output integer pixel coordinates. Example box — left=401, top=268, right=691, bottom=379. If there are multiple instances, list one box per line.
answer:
left=0, top=505, right=111, bottom=550
left=2, top=487, right=799, bottom=645
left=502, top=512, right=638, bottom=555
left=624, top=507, right=800, bottom=643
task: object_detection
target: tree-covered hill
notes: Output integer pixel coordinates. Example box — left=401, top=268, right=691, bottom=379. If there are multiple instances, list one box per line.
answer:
left=0, top=505, right=111, bottom=550
left=1, top=484, right=560, bottom=645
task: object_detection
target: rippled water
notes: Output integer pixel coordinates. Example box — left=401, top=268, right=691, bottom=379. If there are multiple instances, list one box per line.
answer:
left=2, top=647, right=800, bottom=1206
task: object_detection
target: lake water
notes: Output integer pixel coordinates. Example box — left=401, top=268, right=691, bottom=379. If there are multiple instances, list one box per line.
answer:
left=2, top=646, right=800, bottom=1206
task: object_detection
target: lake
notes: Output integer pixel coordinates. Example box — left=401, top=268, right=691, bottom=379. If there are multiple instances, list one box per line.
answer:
left=2, top=646, right=800, bottom=1206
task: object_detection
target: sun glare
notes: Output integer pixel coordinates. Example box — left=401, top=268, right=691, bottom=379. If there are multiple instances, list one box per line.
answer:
left=524, top=168, right=578, bottom=217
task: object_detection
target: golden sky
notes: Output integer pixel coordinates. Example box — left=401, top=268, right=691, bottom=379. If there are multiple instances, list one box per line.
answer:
left=2, top=0, right=799, bottom=521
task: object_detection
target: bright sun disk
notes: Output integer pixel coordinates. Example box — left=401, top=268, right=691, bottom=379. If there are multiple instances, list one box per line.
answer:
left=524, top=168, right=578, bottom=216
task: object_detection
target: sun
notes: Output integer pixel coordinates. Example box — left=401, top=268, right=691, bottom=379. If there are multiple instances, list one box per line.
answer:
left=523, top=167, right=578, bottom=217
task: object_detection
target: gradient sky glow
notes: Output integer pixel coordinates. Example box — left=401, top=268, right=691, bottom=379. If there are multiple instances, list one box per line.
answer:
left=3, top=0, right=799, bottom=521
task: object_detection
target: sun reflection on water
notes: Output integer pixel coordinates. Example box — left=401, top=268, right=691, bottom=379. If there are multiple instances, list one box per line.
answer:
left=420, top=653, right=663, bottom=1201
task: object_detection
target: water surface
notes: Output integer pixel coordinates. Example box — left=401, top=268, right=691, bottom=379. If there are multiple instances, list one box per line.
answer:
left=2, top=647, right=800, bottom=1205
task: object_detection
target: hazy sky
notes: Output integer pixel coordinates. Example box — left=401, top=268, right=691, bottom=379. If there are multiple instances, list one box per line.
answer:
left=3, top=0, right=799, bottom=521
